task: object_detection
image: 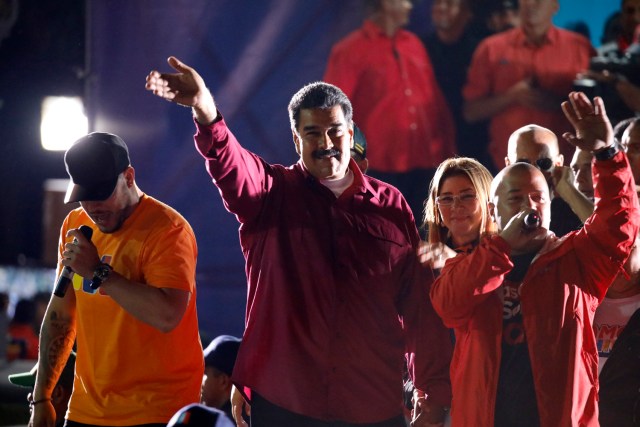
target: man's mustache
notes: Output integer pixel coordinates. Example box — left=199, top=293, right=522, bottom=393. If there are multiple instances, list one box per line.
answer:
left=312, top=149, right=341, bottom=159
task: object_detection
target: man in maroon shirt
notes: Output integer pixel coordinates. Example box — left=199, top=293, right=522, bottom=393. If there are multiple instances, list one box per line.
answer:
left=145, top=57, right=452, bottom=427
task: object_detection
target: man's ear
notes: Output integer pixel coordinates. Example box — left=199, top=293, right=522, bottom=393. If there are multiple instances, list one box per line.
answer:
left=292, top=131, right=301, bottom=155
left=124, top=166, right=135, bottom=188
left=349, top=126, right=355, bottom=150
left=555, top=154, right=564, bottom=166
left=504, top=157, right=511, bottom=167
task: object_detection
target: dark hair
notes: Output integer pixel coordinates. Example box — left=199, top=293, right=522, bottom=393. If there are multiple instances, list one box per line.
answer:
left=364, top=0, right=383, bottom=14
left=288, top=82, right=353, bottom=132
left=614, top=116, right=638, bottom=145
left=12, top=299, right=36, bottom=324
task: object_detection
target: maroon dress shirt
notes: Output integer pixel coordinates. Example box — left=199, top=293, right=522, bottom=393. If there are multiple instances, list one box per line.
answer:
left=193, top=116, right=452, bottom=423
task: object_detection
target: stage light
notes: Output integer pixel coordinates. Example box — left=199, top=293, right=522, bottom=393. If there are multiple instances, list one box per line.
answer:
left=40, top=96, right=88, bottom=151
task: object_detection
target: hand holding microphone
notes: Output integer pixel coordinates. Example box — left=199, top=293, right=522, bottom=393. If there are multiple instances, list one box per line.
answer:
left=53, top=225, right=94, bottom=297
left=500, top=209, right=546, bottom=255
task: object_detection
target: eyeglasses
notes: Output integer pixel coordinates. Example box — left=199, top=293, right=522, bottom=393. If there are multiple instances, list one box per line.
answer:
left=516, top=158, right=554, bottom=172
left=435, top=193, right=478, bottom=206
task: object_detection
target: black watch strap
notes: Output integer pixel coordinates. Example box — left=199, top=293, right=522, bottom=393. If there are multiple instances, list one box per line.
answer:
left=90, top=263, right=112, bottom=290
left=594, top=145, right=619, bottom=161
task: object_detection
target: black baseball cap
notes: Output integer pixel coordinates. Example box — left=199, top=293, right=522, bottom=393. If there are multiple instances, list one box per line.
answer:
left=203, top=335, right=241, bottom=376
left=64, top=132, right=131, bottom=203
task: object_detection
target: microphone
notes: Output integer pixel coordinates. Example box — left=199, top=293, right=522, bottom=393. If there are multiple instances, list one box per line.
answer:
left=53, top=225, right=94, bottom=298
left=523, top=211, right=541, bottom=230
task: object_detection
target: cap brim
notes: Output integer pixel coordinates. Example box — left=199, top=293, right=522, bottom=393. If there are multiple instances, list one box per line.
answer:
left=64, top=178, right=118, bottom=204
left=8, top=365, right=37, bottom=388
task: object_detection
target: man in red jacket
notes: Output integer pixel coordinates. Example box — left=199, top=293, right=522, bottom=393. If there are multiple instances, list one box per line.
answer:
left=429, top=92, right=639, bottom=426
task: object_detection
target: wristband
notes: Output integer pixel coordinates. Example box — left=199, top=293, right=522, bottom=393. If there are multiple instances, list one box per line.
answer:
left=593, top=145, right=619, bottom=161
left=29, top=397, right=52, bottom=407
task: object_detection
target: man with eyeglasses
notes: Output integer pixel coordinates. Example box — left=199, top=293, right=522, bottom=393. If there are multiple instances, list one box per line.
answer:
left=505, top=123, right=586, bottom=236
left=430, top=92, right=639, bottom=426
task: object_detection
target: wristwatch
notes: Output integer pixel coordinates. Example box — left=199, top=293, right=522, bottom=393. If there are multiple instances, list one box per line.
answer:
left=90, top=263, right=113, bottom=289
left=593, top=144, right=619, bottom=161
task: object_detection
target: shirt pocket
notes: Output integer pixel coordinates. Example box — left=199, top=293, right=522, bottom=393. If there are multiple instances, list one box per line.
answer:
left=351, top=217, right=409, bottom=278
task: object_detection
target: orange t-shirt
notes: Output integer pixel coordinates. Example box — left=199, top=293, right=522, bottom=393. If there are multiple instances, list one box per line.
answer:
left=59, top=194, right=203, bottom=425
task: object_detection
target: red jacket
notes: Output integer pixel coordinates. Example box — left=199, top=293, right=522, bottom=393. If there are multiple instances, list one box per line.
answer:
left=431, top=151, right=639, bottom=427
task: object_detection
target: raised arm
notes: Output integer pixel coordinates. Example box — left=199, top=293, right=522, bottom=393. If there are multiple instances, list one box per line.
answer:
left=561, top=92, right=640, bottom=297
left=145, top=56, right=217, bottom=125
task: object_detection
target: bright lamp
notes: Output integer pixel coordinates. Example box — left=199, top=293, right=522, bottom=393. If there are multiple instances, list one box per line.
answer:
left=40, top=96, right=88, bottom=151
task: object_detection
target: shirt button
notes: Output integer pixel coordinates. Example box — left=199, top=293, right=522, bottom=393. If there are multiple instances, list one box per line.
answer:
left=405, top=88, right=412, bottom=96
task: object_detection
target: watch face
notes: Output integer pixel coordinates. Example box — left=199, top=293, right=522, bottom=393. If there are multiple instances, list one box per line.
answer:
left=97, top=265, right=111, bottom=279
left=92, top=264, right=112, bottom=289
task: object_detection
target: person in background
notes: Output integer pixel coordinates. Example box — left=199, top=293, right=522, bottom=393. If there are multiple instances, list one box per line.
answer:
left=621, top=117, right=640, bottom=188
left=504, top=124, right=588, bottom=236
left=146, top=56, right=453, bottom=427
left=599, top=0, right=640, bottom=56
left=0, top=292, right=9, bottom=362
left=8, top=352, right=76, bottom=427
left=324, top=0, right=455, bottom=224
left=579, top=0, right=640, bottom=124
left=570, top=117, right=640, bottom=426
left=483, top=0, right=520, bottom=34
left=463, top=0, right=595, bottom=168
left=167, top=403, right=234, bottom=427
left=201, top=335, right=241, bottom=423
left=423, top=0, right=495, bottom=172
left=351, top=125, right=368, bottom=174
left=7, top=298, right=38, bottom=361
left=430, top=92, right=639, bottom=426
left=31, top=291, right=49, bottom=335
left=29, top=132, right=203, bottom=427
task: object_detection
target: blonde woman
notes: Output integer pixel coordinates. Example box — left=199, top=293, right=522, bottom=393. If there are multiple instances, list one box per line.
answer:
left=418, top=157, right=496, bottom=269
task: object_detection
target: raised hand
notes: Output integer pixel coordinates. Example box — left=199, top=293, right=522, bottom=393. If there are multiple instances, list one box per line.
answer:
left=417, top=242, right=456, bottom=270
left=561, top=91, right=613, bottom=152
left=145, top=56, right=217, bottom=124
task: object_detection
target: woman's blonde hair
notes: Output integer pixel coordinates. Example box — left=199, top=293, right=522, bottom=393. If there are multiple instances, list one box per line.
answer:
left=422, top=157, right=496, bottom=244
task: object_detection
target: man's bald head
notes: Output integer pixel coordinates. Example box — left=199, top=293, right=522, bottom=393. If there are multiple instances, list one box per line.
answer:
left=506, top=124, right=563, bottom=166
left=491, top=162, right=551, bottom=231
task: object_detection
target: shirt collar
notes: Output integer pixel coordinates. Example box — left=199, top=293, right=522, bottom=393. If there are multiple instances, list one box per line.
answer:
left=296, top=159, right=378, bottom=200
left=362, top=19, right=406, bottom=42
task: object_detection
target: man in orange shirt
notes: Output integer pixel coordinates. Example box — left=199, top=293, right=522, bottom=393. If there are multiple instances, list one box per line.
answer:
left=29, top=133, right=203, bottom=427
